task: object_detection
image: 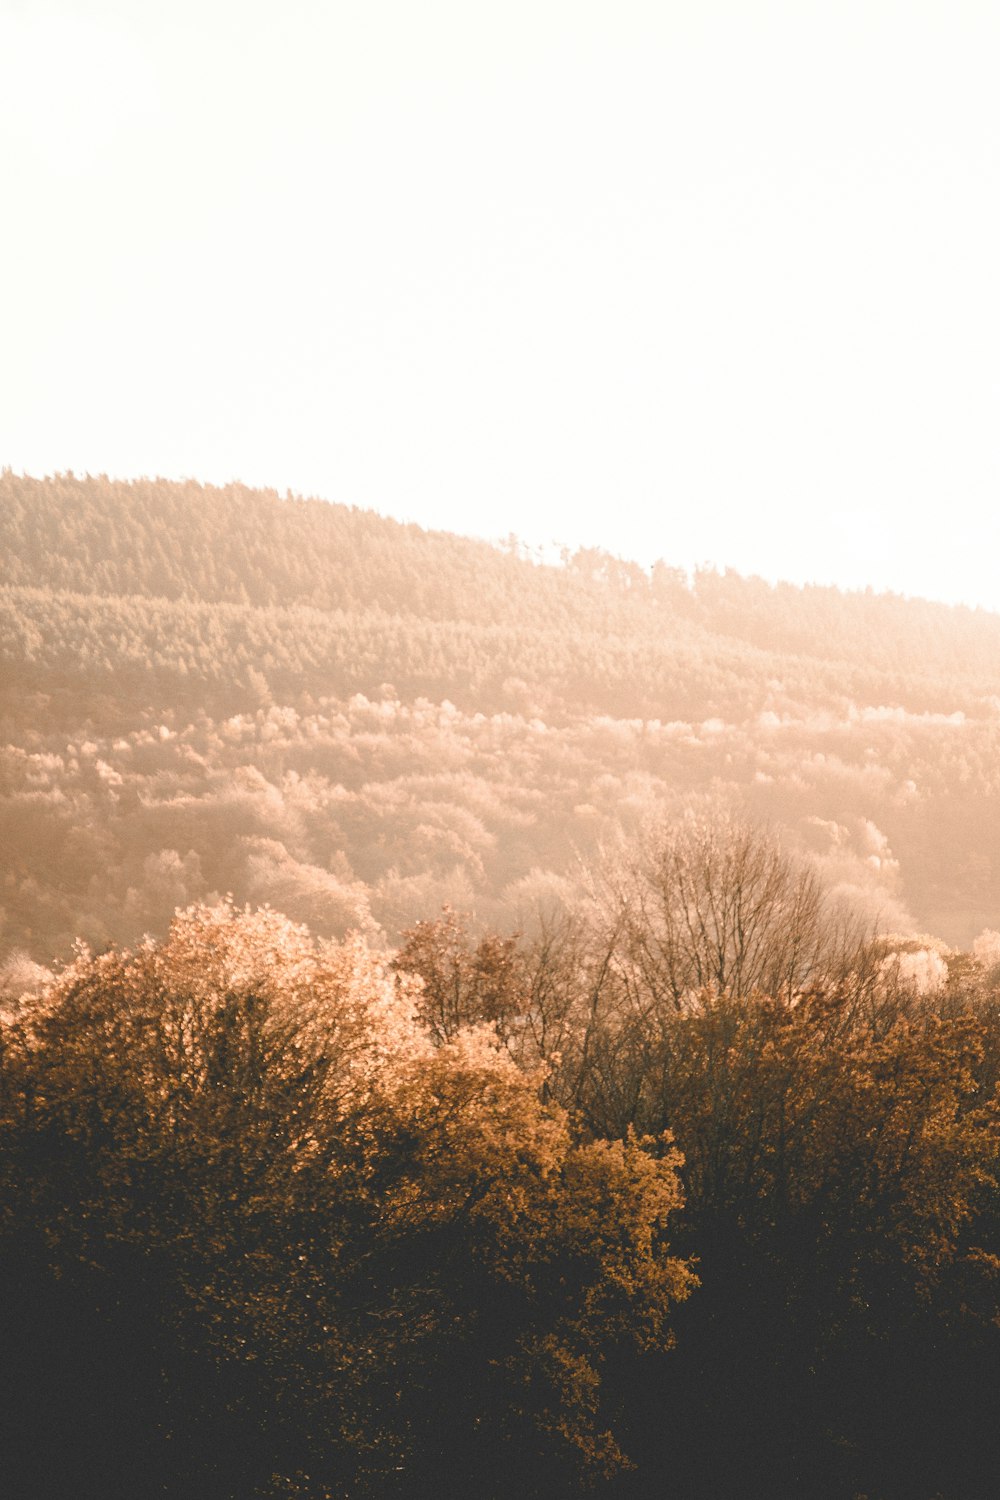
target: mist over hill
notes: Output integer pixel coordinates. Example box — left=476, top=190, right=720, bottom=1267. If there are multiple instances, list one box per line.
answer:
left=3, top=469, right=1000, bottom=964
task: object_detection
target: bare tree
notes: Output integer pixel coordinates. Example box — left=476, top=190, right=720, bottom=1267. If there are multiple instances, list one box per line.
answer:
left=597, top=811, right=874, bottom=1013
left=546, top=812, right=884, bottom=1138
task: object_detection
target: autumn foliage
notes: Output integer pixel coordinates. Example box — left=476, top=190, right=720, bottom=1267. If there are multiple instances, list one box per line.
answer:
left=7, top=819, right=1000, bottom=1496
left=0, top=903, right=692, bottom=1499
left=391, top=851, right=1000, bottom=1499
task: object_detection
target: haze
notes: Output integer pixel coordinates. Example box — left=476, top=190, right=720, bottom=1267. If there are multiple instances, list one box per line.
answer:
left=2, top=0, right=999, bottom=606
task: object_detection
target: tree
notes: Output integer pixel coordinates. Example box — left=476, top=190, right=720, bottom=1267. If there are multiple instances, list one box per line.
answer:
left=598, top=811, right=874, bottom=1011
left=392, top=905, right=528, bottom=1044
left=0, top=901, right=694, bottom=1499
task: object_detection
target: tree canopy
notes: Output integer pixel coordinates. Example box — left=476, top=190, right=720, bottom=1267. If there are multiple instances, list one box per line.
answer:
left=0, top=901, right=693, bottom=1498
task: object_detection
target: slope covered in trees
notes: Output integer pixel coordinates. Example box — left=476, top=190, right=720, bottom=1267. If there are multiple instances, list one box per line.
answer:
left=3, top=469, right=1000, bottom=963
left=6, top=469, right=1000, bottom=687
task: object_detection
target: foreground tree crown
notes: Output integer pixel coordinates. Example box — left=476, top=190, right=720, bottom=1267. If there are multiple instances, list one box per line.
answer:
left=7, top=824, right=1000, bottom=1498
left=0, top=900, right=693, bottom=1499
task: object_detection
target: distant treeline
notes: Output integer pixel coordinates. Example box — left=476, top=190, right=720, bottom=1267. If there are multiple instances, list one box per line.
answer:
left=6, top=581, right=977, bottom=728
left=5, top=470, right=1000, bottom=686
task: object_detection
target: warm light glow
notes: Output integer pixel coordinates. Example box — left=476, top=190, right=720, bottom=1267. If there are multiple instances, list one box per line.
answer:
left=2, top=0, right=998, bottom=606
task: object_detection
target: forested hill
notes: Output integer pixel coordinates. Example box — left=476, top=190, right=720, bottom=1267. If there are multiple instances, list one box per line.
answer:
left=4, top=469, right=1000, bottom=964
left=2, top=470, right=649, bottom=632
left=4, top=469, right=1000, bottom=688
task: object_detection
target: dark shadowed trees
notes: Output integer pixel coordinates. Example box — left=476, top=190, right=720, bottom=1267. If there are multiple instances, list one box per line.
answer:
left=0, top=902, right=693, bottom=1500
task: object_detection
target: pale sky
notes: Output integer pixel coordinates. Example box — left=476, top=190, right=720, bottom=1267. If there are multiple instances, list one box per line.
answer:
left=2, top=1, right=999, bottom=607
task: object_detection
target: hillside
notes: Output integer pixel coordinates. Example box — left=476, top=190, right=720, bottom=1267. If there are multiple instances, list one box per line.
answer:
left=3, top=469, right=1000, bottom=962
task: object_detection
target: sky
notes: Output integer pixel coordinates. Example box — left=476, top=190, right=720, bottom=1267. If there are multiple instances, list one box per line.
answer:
left=2, top=0, right=999, bottom=608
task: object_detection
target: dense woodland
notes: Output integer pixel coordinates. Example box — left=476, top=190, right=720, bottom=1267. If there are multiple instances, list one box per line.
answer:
left=7, top=838, right=1000, bottom=1498
left=7, top=473, right=1000, bottom=1496
left=4, top=471, right=1000, bottom=971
